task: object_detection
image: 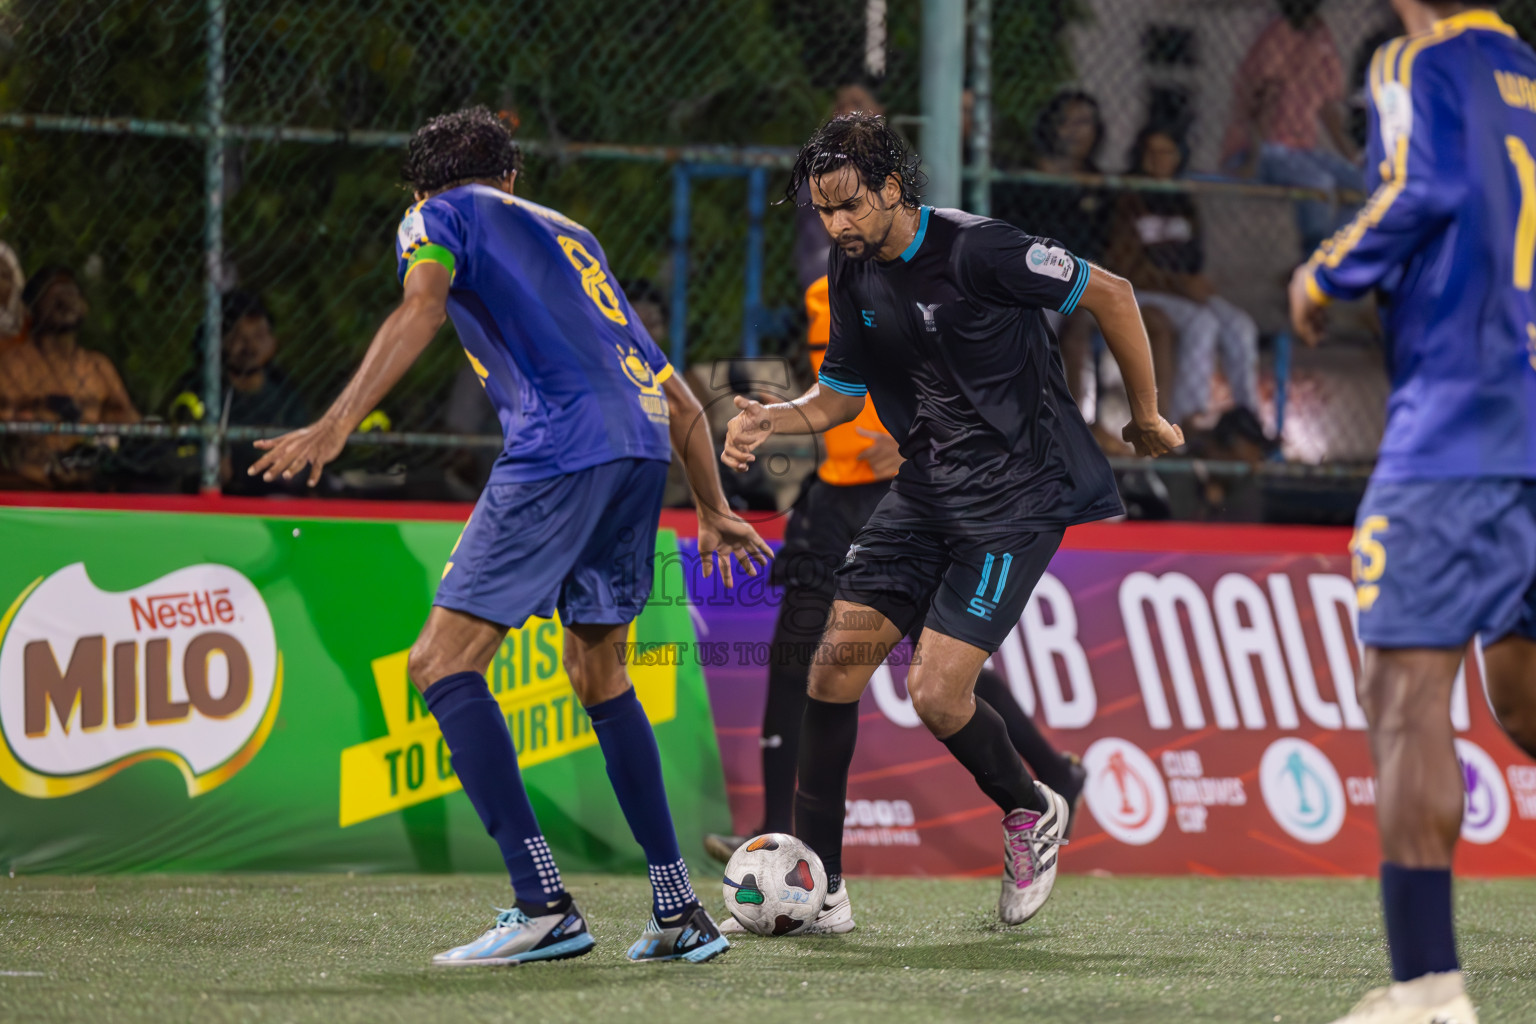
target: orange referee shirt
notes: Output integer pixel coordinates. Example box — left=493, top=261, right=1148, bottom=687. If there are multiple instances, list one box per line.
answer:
left=805, top=275, right=894, bottom=486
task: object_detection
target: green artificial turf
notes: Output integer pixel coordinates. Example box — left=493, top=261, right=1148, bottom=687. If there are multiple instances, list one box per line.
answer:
left=2, top=874, right=1533, bottom=1023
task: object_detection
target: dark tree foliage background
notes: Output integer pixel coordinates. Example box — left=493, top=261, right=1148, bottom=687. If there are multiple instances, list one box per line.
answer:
left=0, top=0, right=1076, bottom=430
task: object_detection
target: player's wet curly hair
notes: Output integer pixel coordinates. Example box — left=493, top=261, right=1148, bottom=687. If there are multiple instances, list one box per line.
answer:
left=784, top=112, right=925, bottom=209
left=402, top=106, right=523, bottom=194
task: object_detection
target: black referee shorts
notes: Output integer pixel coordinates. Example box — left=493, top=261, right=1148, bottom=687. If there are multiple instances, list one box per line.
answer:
left=770, top=475, right=893, bottom=601
left=833, top=510, right=1063, bottom=653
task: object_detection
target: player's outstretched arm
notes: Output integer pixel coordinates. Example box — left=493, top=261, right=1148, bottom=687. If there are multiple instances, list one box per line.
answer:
left=662, top=374, right=774, bottom=587
left=249, top=261, right=450, bottom=485
left=720, top=385, right=864, bottom=472
left=1075, top=266, right=1184, bottom=457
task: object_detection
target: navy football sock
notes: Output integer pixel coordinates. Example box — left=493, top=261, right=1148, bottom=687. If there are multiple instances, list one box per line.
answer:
left=1380, top=862, right=1459, bottom=982
left=586, top=688, right=698, bottom=920
left=423, top=671, right=566, bottom=906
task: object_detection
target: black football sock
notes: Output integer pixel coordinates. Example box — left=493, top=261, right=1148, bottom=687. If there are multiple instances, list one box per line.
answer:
left=760, top=596, right=823, bottom=833
left=793, top=696, right=860, bottom=885
left=761, top=658, right=810, bottom=834
left=973, top=668, right=1073, bottom=793
left=940, top=698, right=1046, bottom=814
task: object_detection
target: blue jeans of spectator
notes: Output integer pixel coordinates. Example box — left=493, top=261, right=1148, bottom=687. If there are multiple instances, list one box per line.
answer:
left=1244, top=143, right=1364, bottom=256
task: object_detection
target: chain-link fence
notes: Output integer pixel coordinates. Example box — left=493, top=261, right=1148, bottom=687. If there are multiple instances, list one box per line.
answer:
left=2, top=0, right=1527, bottom=517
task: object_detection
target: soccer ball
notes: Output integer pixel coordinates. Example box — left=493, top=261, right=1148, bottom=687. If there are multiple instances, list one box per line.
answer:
left=721, top=833, right=828, bottom=936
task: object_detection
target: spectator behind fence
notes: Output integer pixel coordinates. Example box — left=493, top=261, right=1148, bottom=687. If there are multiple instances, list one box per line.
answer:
left=169, top=290, right=309, bottom=492
left=1188, top=406, right=1278, bottom=522
left=0, top=243, right=25, bottom=355
left=1220, top=0, right=1363, bottom=255
left=996, top=90, right=1113, bottom=263
left=623, top=277, right=669, bottom=347
left=1107, top=124, right=1260, bottom=426
left=995, top=90, right=1176, bottom=432
left=994, top=91, right=1113, bottom=411
left=0, top=266, right=139, bottom=488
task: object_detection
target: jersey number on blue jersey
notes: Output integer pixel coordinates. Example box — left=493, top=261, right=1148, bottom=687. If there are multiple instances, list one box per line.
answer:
left=558, top=236, right=629, bottom=325
left=1506, top=137, right=1536, bottom=291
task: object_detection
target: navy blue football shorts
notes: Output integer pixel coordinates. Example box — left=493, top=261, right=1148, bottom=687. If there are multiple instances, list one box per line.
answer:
left=1353, top=477, right=1536, bottom=648
left=434, top=457, right=669, bottom=629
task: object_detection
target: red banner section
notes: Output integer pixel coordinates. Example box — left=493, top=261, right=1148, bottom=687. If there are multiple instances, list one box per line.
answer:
left=691, top=527, right=1536, bottom=878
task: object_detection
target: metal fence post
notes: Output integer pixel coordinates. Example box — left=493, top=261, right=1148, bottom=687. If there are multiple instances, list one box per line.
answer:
left=742, top=166, right=767, bottom=358
left=967, top=0, right=992, bottom=216
left=920, top=0, right=965, bottom=209
left=669, top=164, right=692, bottom=371
left=200, top=0, right=226, bottom=494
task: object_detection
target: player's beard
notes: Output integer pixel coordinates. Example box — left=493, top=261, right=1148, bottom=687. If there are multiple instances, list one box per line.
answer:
left=837, top=218, right=893, bottom=263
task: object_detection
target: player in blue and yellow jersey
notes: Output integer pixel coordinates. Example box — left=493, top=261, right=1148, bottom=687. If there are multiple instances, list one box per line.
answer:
left=250, top=107, right=771, bottom=967
left=1290, top=4, right=1536, bottom=1021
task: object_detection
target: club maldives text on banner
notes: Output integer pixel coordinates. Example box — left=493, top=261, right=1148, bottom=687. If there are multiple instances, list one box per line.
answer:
left=0, top=503, right=729, bottom=874
left=688, top=527, right=1536, bottom=878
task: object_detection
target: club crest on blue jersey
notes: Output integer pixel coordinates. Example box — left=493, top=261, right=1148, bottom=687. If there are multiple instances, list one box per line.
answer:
left=616, top=344, right=669, bottom=424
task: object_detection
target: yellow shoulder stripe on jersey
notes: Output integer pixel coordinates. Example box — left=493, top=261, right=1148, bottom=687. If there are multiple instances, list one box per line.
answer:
left=1436, top=9, right=1516, bottom=38
left=653, top=363, right=675, bottom=385
left=1371, top=37, right=1405, bottom=108
left=1316, top=22, right=1470, bottom=272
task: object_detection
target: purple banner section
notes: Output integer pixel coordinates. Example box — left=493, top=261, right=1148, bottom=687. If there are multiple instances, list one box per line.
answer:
left=674, top=534, right=1536, bottom=878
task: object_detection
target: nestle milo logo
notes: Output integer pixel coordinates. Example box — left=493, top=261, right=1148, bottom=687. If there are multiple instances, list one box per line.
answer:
left=0, top=564, right=282, bottom=798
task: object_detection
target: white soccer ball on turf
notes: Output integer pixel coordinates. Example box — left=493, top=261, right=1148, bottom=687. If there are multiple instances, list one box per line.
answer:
left=721, top=832, right=828, bottom=935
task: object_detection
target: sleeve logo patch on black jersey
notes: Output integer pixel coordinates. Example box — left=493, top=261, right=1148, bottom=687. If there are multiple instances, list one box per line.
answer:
left=1026, top=243, right=1075, bottom=281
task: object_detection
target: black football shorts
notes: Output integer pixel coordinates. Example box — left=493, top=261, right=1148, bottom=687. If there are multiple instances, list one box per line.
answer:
left=832, top=513, right=1063, bottom=653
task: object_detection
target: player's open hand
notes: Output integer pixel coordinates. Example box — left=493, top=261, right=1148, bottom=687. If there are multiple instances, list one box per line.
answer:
left=1121, top=416, right=1185, bottom=458
left=721, top=395, right=774, bottom=472
left=697, top=509, right=774, bottom=588
left=249, top=418, right=349, bottom=486
left=1287, top=265, right=1328, bottom=347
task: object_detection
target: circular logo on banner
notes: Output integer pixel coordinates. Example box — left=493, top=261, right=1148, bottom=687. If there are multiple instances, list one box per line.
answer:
left=1082, top=738, right=1169, bottom=845
left=1455, top=739, right=1510, bottom=845
left=1259, top=738, right=1345, bottom=844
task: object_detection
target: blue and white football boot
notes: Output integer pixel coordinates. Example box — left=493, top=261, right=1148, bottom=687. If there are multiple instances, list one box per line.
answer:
left=626, top=904, right=730, bottom=963
left=431, top=904, right=595, bottom=966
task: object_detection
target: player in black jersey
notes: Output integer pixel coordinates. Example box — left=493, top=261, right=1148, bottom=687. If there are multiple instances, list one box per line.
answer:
left=723, top=113, right=1182, bottom=929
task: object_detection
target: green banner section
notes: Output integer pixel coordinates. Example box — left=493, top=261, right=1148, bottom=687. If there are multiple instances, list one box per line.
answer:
left=0, top=507, right=729, bottom=875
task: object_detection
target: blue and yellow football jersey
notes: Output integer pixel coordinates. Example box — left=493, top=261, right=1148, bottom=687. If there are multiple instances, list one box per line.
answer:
left=396, top=185, right=673, bottom=482
left=1302, top=10, right=1536, bottom=481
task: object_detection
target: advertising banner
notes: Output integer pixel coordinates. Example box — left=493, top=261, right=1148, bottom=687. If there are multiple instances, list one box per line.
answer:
left=5, top=498, right=1533, bottom=880
left=691, top=528, right=1536, bottom=878
left=0, top=505, right=729, bottom=874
